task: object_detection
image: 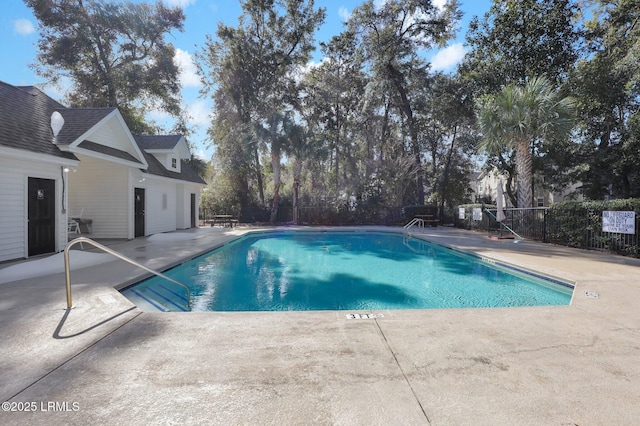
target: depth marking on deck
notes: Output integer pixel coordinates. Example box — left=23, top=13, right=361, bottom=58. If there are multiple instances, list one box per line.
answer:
left=346, top=313, right=384, bottom=319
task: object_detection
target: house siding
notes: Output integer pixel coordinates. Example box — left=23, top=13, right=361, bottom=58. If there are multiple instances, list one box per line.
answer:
left=0, top=157, right=66, bottom=262
left=143, top=178, right=177, bottom=235
left=175, top=184, right=200, bottom=229
left=175, top=184, right=185, bottom=229
left=68, top=155, right=129, bottom=239
left=85, top=119, right=143, bottom=162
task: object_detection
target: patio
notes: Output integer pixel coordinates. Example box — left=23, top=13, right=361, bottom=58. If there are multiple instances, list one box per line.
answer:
left=1, top=226, right=639, bottom=425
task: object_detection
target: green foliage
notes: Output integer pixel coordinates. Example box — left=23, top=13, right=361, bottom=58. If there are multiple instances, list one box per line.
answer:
left=460, top=0, right=579, bottom=93
left=551, top=199, right=640, bottom=211
left=570, top=0, right=640, bottom=199
left=547, top=199, right=640, bottom=256
left=476, top=77, right=577, bottom=208
left=26, top=0, right=185, bottom=133
left=348, top=0, right=463, bottom=205
left=197, top=0, right=326, bottom=222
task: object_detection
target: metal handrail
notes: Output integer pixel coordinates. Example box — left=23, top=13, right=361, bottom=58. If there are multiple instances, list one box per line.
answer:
left=483, top=208, right=524, bottom=242
left=403, top=217, right=424, bottom=230
left=64, top=237, right=191, bottom=309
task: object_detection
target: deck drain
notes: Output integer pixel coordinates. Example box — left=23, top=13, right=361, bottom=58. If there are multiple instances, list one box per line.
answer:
left=346, top=313, right=384, bottom=319
left=585, top=290, right=599, bottom=298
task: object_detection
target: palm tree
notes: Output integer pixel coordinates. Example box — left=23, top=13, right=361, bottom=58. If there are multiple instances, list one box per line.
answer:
left=476, top=77, right=576, bottom=208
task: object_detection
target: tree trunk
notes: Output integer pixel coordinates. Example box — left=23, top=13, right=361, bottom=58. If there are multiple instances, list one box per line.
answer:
left=254, top=146, right=265, bottom=206
left=515, top=138, right=533, bottom=208
left=386, top=62, right=424, bottom=204
left=292, top=158, right=302, bottom=225
left=439, top=125, right=458, bottom=220
left=269, top=147, right=281, bottom=223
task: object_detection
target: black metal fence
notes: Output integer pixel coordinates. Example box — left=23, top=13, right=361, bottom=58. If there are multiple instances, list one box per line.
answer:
left=456, top=205, right=640, bottom=258
left=202, top=205, right=405, bottom=226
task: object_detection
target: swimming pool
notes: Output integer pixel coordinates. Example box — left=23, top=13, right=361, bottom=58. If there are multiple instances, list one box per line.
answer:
left=121, top=231, right=573, bottom=312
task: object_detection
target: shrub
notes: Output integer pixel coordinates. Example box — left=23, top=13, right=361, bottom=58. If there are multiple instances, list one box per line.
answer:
left=402, top=205, right=438, bottom=221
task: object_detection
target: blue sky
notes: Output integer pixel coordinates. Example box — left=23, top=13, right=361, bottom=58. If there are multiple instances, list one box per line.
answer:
left=0, top=0, right=491, bottom=159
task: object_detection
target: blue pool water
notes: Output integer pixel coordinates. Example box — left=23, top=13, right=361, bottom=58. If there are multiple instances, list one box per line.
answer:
left=121, top=231, right=573, bottom=312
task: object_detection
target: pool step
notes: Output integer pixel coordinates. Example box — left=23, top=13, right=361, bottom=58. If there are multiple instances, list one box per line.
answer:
left=122, top=282, right=190, bottom=312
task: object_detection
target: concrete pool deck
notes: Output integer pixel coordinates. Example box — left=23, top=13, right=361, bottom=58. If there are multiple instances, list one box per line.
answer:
left=1, top=226, right=639, bottom=425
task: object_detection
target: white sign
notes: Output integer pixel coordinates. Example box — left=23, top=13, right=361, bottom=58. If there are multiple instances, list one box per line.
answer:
left=458, top=207, right=465, bottom=220
left=472, top=208, right=482, bottom=221
left=602, top=211, right=635, bottom=234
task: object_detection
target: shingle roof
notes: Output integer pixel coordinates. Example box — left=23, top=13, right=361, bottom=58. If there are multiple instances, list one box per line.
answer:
left=78, top=140, right=144, bottom=165
left=140, top=150, right=206, bottom=184
left=56, top=108, right=116, bottom=145
left=134, top=134, right=183, bottom=150
left=134, top=134, right=205, bottom=184
left=0, top=81, right=77, bottom=160
left=1, top=81, right=204, bottom=185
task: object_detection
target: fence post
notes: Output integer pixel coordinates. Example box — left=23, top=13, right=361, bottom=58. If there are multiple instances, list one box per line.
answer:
left=584, top=209, right=590, bottom=250
left=543, top=208, right=548, bottom=243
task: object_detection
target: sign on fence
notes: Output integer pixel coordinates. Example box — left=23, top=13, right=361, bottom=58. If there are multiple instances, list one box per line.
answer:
left=459, top=207, right=465, bottom=219
left=602, top=211, right=636, bottom=234
left=472, top=208, right=482, bottom=221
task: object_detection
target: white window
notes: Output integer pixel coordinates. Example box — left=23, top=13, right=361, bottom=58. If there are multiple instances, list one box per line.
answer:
left=537, top=197, right=544, bottom=207
left=171, top=158, right=177, bottom=169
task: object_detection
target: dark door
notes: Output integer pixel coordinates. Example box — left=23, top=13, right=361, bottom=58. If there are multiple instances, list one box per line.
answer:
left=28, top=177, right=56, bottom=256
left=190, top=193, right=196, bottom=228
left=134, top=188, right=145, bottom=237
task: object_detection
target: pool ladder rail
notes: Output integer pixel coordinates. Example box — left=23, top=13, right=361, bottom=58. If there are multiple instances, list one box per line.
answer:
left=64, top=237, right=191, bottom=310
left=403, top=217, right=424, bottom=231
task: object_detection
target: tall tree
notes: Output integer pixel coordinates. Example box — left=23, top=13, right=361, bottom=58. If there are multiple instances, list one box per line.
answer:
left=461, top=0, right=581, bottom=200
left=198, top=0, right=325, bottom=222
left=300, top=31, right=365, bottom=197
left=460, top=0, right=580, bottom=94
left=348, top=0, right=461, bottom=205
left=571, top=0, right=640, bottom=199
left=419, top=73, right=477, bottom=216
left=26, top=0, right=186, bottom=134
left=476, top=77, right=577, bottom=208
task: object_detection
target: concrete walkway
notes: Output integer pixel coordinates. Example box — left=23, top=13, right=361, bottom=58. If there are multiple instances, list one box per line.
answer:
left=1, top=226, right=639, bottom=425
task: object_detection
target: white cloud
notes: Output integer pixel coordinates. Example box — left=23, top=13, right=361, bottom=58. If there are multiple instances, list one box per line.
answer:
left=338, top=6, right=351, bottom=22
left=293, top=57, right=330, bottom=82
left=375, top=0, right=447, bottom=13
left=374, top=0, right=387, bottom=11
left=14, top=19, right=35, bottom=36
left=174, top=48, right=201, bottom=88
left=162, top=0, right=196, bottom=7
left=430, top=43, right=466, bottom=71
left=194, top=149, right=207, bottom=160
left=186, top=100, right=210, bottom=126
left=432, top=0, right=447, bottom=11
left=147, top=108, right=172, bottom=122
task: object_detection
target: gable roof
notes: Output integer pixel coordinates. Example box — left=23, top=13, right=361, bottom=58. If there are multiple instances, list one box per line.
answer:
left=134, top=134, right=183, bottom=151
left=1, top=80, right=204, bottom=185
left=55, top=108, right=117, bottom=146
left=77, top=140, right=144, bottom=164
left=0, top=81, right=77, bottom=161
left=140, top=150, right=205, bottom=184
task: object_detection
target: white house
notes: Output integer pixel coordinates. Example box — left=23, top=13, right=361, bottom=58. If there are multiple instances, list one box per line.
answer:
left=0, top=81, right=205, bottom=262
left=471, top=168, right=583, bottom=207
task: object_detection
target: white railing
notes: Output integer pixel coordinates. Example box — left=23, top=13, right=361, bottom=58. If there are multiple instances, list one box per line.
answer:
left=403, top=217, right=424, bottom=230
left=64, top=237, right=191, bottom=309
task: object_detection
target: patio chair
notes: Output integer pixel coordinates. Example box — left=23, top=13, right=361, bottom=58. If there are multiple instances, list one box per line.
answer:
left=67, top=219, right=80, bottom=234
